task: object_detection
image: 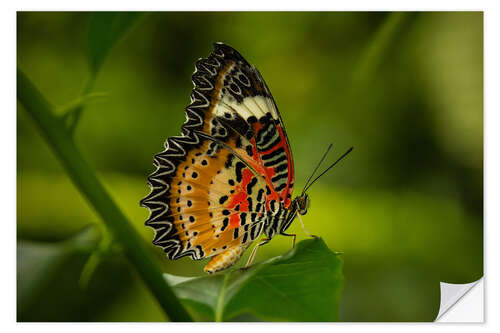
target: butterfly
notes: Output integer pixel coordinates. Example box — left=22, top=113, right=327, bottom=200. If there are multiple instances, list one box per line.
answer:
left=141, top=42, right=352, bottom=274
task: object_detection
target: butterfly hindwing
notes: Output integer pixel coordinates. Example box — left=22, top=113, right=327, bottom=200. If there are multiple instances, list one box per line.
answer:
left=144, top=135, right=268, bottom=260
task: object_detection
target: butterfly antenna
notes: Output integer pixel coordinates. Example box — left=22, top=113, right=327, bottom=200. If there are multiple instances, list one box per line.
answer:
left=301, top=143, right=333, bottom=195
left=303, top=147, right=354, bottom=193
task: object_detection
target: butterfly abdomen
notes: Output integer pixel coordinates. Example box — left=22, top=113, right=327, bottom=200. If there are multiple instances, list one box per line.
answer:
left=204, top=243, right=251, bottom=274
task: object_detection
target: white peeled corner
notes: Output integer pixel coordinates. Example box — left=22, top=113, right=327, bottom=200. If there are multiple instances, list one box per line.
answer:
left=435, top=278, right=484, bottom=322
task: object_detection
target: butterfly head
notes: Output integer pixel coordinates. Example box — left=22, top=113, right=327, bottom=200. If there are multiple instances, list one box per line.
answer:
left=279, top=193, right=310, bottom=234
left=295, top=193, right=310, bottom=216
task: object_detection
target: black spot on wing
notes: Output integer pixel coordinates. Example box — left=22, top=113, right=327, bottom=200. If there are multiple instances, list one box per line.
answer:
left=264, top=154, right=286, bottom=167
left=275, top=183, right=287, bottom=191
left=240, top=212, right=247, bottom=225
left=219, top=195, right=229, bottom=204
left=221, top=217, right=229, bottom=231
left=235, top=161, right=246, bottom=182
left=264, top=133, right=282, bottom=152
left=262, top=147, right=285, bottom=161
left=271, top=173, right=288, bottom=183
left=274, top=162, right=289, bottom=173
left=245, top=145, right=254, bottom=157
left=257, top=188, right=264, bottom=202
left=225, top=154, right=235, bottom=168
left=246, top=177, right=258, bottom=195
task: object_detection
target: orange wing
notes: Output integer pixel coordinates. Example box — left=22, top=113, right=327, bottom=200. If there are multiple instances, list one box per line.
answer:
left=143, top=136, right=269, bottom=260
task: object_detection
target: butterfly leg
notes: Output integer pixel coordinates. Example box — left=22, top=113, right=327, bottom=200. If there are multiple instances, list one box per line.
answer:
left=280, top=232, right=296, bottom=248
left=296, top=212, right=318, bottom=239
left=241, top=238, right=270, bottom=271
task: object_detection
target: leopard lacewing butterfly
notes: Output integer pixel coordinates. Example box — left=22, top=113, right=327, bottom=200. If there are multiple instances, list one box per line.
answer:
left=141, top=43, right=352, bottom=273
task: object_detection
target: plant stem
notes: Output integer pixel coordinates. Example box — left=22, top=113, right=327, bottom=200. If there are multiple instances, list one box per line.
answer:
left=17, top=68, right=193, bottom=322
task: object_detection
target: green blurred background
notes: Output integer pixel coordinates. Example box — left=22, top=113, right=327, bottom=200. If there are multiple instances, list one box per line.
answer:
left=17, top=12, right=483, bottom=321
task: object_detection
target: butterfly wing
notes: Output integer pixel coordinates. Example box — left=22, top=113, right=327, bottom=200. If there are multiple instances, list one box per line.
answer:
left=141, top=43, right=294, bottom=263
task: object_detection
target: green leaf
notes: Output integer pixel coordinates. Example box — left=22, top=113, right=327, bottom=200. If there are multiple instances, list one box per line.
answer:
left=164, top=238, right=344, bottom=322
left=85, top=12, right=142, bottom=75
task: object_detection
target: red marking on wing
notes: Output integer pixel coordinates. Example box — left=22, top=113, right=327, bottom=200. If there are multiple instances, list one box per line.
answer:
left=264, top=165, right=276, bottom=178
left=228, top=192, right=246, bottom=209
left=252, top=122, right=263, bottom=132
left=226, top=168, right=257, bottom=229
left=251, top=145, right=260, bottom=163
left=229, top=214, right=240, bottom=228
left=248, top=124, right=294, bottom=209
left=242, top=169, right=253, bottom=187
left=249, top=137, right=276, bottom=183
left=224, top=121, right=295, bottom=214
left=278, top=125, right=294, bottom=208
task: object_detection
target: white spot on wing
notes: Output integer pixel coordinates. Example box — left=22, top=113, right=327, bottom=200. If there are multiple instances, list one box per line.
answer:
left=213, top=95, right=277, bottom=121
